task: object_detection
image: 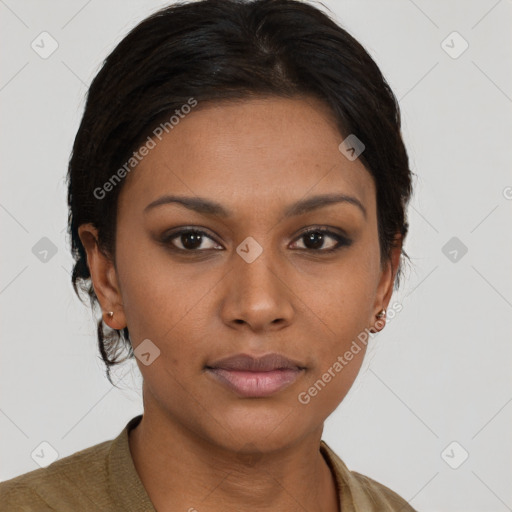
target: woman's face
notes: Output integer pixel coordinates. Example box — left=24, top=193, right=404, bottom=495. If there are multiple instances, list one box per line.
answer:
left=81, top=96, right=400, bottom=452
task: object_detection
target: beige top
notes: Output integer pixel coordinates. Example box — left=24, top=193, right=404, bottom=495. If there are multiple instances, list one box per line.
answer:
left=0, top=415, right=417, bottom=511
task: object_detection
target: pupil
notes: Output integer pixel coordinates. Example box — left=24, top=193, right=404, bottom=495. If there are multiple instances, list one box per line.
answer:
left=182, top=232, right=202, bottom=249
left=305, top=231, right=323, bottom=249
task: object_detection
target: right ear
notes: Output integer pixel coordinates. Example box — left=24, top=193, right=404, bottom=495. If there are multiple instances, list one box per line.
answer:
left=77, top=223, right=127, bottom=330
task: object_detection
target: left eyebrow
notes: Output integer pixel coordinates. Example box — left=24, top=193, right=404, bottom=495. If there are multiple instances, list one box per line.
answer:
left=283, top=193, right=367, bottom=220
left=144, top=192, right=366, bottom=220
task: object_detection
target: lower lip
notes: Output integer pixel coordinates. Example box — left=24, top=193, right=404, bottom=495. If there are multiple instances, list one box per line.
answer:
left=206, top=368, right=303, bottom=397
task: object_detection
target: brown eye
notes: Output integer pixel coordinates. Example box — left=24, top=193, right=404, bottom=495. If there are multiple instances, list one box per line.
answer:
left=290, top=228, right=351, bottom=252
left=163, top=228, right=222, bottom=251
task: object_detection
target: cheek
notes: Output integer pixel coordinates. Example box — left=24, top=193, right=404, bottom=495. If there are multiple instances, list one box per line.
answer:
left=293, top=262, right=375, bottom=404
left=295, top=252, right=376, bottom=334
left=114, top=231, right=211, bottom=342
left=295, top=290, right=370, bottom=416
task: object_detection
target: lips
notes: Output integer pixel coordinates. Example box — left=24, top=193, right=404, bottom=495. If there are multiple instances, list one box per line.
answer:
left=205, top=353, right=305, bottom=398
left=207, top=353, right=305, bottom=372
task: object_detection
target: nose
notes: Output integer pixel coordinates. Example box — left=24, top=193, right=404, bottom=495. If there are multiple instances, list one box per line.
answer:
left=219, top=245, right=295, bottom=333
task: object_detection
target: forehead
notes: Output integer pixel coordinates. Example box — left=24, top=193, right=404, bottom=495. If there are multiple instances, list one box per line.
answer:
left=119, top=96, right=375, bottom=218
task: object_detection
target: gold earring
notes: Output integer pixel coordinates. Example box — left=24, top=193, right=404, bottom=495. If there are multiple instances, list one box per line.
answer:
left=376, top=309, right=386, bottom=319
left=106, top=311, right=114, bottom=319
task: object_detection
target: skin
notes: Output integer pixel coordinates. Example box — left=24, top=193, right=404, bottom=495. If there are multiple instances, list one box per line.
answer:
left=79, top=96, right=402, bottom=512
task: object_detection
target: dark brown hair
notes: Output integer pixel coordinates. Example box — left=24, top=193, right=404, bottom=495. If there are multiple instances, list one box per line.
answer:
left=67, top=0, right=413, bottom=384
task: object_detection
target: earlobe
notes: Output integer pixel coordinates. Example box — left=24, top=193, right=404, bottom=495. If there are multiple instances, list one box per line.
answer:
left=101, top=310, right=125, bottom=331
left=369, top=235, right=403, bottom=333
left=78, top=223, right=127, bottom=330
left=369, top=309, right=387, bottom=333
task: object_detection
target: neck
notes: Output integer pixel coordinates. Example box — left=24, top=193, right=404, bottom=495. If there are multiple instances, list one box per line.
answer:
left=128, top=407, right=339, bottom=512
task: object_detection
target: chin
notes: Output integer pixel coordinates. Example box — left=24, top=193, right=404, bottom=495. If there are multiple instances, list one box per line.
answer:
left=204, top=403, right=315, bottom=452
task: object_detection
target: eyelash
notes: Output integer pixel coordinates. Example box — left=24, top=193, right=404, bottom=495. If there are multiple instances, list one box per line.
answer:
left=161, top=226, right=352, bottom=254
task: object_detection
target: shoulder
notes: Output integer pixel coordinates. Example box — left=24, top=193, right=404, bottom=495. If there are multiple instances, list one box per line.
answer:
left=348, top=470, right=417, bottom=511
left=0, top=438, right=113, bottom=511
left=320, top=440, right=417, bottom=512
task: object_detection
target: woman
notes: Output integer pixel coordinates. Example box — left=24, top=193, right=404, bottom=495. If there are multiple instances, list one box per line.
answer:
left=0, top=0, right=415, bottom=510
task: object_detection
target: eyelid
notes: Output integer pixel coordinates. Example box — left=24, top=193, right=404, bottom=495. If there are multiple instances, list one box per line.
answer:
left=290, top=226, right=352, bottom=251
left=295, top=225, right=350, bottom=240
left=161, top=226, right=222, bottom=250
left=161, top=225, right=351, bottom=253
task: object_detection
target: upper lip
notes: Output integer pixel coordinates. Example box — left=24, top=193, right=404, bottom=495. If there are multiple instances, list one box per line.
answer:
left=206, top=353, right=305, bottom=372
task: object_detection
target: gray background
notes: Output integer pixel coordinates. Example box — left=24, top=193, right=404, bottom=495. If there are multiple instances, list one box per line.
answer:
left=1, top=1, right=511, bottom=510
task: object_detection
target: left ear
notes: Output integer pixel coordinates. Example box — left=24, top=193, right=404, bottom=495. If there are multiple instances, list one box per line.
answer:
left=370, top=234, right=403, bottom=333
